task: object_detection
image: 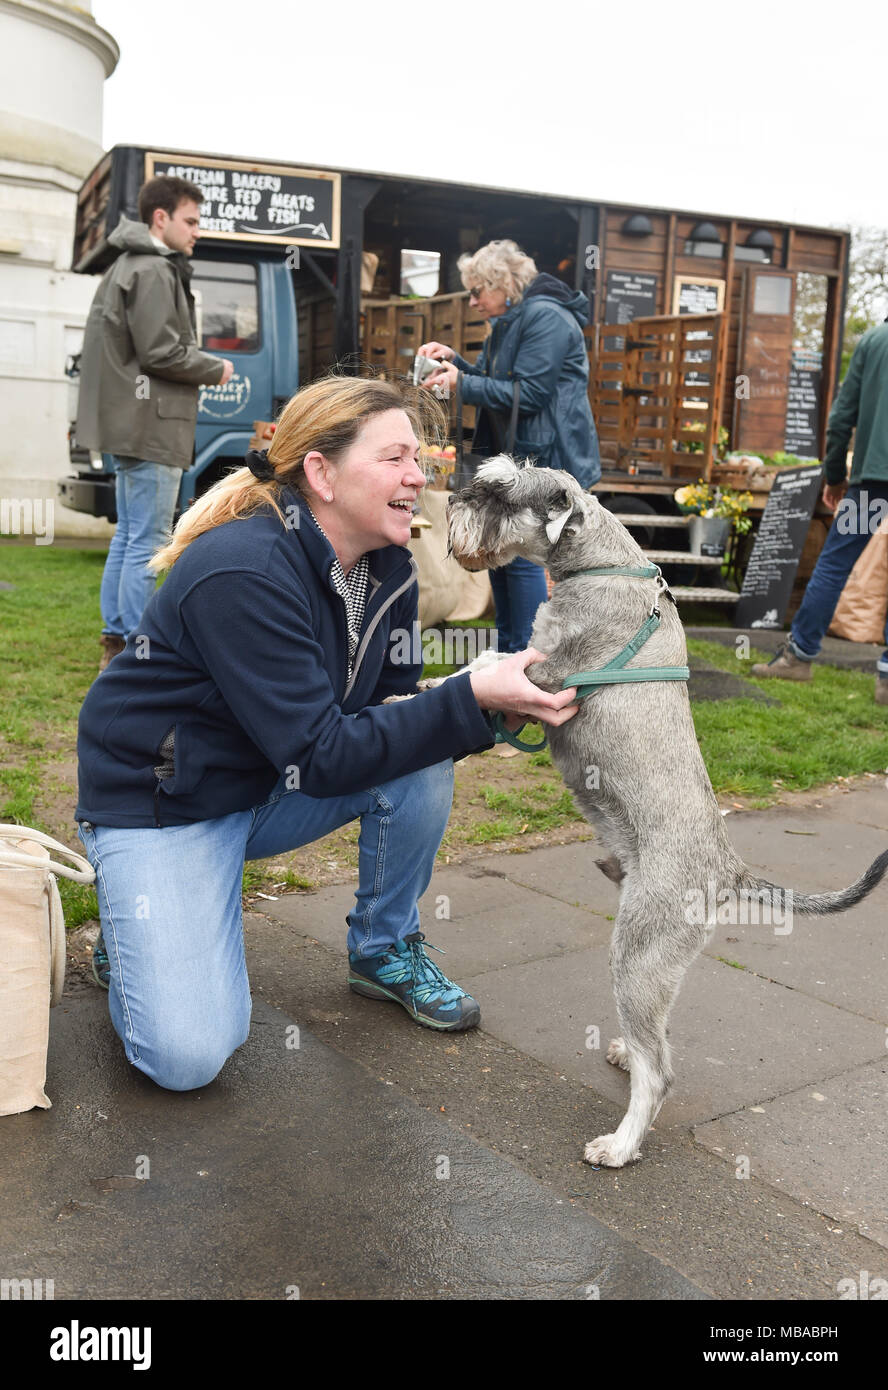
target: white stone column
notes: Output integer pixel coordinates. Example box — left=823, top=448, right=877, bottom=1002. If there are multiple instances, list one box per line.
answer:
left=0, top=0, right=118, bottom=539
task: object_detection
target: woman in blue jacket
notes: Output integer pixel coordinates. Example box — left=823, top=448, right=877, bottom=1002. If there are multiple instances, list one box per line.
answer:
left=419, top=239, right=600, bottom=652
left=75, top=376, right=578, bottom=1092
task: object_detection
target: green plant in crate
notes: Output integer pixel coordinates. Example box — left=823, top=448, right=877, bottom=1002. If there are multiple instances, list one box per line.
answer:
left=674, top=481, right=753, bottom=533
left=679, top=423, right=730, bottom=458
left=760, top=450, right=822, bottom=469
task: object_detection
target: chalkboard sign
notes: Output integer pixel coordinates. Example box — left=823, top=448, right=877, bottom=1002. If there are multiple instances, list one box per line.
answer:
left=673, top=278, right=724, bottom=317
left=734, top=464, right=823, bottom=630
left=145, top=153, right=341, bottom=248
left=604, top=270, right=658, bottom=326
left=602, top=270, right=659, bottom=356
left=784, top=350, right=822, bottom=458
left=673, top=278, right=725, bottom=388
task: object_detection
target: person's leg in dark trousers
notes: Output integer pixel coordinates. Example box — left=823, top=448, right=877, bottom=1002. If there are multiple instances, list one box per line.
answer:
left=489, top=556, right=548, bottom=653
left=753, top=484, right=888, bottom=686
left=790, top=485, right=888, bottom=660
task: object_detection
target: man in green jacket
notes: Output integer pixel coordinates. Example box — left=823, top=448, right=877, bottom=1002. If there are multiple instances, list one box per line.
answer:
left=76, top=175, right=232, bottom=670
left=752, top=321, right=888, bottom=704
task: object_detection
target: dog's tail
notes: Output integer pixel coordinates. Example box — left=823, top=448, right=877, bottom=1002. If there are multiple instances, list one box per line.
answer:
left=742, top=847, right=888, bottom=917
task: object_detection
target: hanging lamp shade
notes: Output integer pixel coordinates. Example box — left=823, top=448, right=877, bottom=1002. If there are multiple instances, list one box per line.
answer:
left=689, top=220, right=721, bottom=243
left=745, top=227, right=775, bottom=251
left=621, top=213, right=653, bottom=237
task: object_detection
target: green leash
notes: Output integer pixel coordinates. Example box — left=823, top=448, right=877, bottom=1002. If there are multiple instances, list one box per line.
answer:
left=493, top=565, right=690, bottom=752
left=492, top=714, right=548, bottom=751
left=564, top=610, right=690, bottom=700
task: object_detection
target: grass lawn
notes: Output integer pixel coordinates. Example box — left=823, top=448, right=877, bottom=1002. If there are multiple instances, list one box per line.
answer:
left=2, top=544, right=887, bottom=925
left=687, top=639, right=888, bottom=803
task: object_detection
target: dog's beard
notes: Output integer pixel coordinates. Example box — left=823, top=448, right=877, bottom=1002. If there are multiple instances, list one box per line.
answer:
left=447, top=504, right=538, bottom=571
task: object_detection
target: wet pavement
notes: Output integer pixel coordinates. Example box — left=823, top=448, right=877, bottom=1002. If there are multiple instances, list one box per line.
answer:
left=1, top=778, right=886, bottom=1299
left=0, top=993, right=703, bottom=1300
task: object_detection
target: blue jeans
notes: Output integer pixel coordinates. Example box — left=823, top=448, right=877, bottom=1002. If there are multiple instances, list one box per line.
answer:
left=790, top=483, right=888, bottom=672
left=100, top=458, right=182, bottom=640
left=489, top=556, right=549, bottom=653
left=77, top=760, right=454, bottom=1091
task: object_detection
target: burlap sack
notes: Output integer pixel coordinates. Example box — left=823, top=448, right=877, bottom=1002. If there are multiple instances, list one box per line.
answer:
left=0, top=827, right=93, bottom=1116
left=409, top=488, right=492, bottom=627
left=828, top=517, right=888, bottom=645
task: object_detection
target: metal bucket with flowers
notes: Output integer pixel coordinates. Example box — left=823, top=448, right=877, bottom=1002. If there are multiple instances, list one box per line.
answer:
left=674, top=481, right=753, bottom=557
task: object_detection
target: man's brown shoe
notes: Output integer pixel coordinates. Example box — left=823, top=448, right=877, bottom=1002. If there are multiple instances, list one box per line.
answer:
left=98, top=634, right=125, bottom=672
left=876, top=676, right=888, bottom=707
left=750, top=645, right=812, bottom=681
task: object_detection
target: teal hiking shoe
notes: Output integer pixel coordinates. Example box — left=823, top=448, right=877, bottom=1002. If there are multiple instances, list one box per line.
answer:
left=92, top=932, right=110, bottom=989
left=348, top=931, right=480, bottom=1031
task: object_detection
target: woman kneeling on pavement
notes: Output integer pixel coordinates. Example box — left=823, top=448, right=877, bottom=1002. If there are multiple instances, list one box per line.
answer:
left=76, top=376, right=578, bottom=1092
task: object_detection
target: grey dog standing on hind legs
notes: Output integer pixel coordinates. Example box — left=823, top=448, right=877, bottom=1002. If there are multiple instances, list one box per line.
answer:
left=446, top=456, right=888, bottom=1169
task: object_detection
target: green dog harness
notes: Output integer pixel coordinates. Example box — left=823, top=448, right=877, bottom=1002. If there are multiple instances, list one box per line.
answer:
left=493, top=564, right=690, bottom=752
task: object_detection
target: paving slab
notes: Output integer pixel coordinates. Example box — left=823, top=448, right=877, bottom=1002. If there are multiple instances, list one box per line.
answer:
left=702, top=900, right=888, bottom=1021
left=492, top=842, right=622, bottom=916
left=724, top=805, right=888, bottom=892
left=0, top=992, right=705, bottom=1300
left=260, top=868, right=613, bottom=975
left=695, top=1057, right=888, bottom=1249
left=242, top=919, right=888, bottom=1300
left=460, top=949, right=886, bottom=1128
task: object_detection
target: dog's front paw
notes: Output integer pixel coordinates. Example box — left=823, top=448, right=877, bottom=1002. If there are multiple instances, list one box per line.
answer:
left=583, top=1134, right=642, bottom=1168
left=464, top=649, right=508, bottom=674
left=606, top=1037, right=630, bottom=1071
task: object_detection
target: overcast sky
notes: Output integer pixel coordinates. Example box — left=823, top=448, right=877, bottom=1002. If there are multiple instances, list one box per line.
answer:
left=93, top=0, right=887, bottom=232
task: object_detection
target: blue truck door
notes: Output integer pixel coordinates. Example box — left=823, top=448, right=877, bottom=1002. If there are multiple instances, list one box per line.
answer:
left=184, top=252, right=298, bottom=506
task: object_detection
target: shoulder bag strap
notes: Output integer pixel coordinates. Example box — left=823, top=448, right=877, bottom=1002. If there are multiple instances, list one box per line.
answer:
left=0, top=824, right=94, bottom=884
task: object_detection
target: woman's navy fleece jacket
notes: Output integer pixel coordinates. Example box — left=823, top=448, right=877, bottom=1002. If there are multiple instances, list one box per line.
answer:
left=76, top=489, right=496, bottom=828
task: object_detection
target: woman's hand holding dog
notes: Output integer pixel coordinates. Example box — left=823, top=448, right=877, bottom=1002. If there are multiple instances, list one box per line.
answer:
left=469, top=648, right=578, bottom=731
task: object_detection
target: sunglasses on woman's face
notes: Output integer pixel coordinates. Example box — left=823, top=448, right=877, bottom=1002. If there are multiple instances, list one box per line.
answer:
left=468, top=287, right=484, bottom=301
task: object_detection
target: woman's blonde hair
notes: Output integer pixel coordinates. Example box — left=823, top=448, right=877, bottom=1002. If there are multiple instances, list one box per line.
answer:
left=150, top=374, right=444, bottom=572
left=457, top=239, right=538, bottom=305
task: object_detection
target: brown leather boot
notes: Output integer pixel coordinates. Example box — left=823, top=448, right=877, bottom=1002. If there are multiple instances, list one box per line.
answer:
left=98, top=634, right=125, bottom=672
left=750, top=645, right=812, bottom=681
left=876, top=675, right=888, bottom=706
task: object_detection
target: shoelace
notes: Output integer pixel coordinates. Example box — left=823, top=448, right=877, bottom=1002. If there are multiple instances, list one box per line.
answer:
left=404, top=939, right=461, bottom=1009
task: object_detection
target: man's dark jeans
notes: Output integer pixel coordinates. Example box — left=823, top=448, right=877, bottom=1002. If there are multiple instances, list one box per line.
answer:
left=789, top=482, right=888, bottom=672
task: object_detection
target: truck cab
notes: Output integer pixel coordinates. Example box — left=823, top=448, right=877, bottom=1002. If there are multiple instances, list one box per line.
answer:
left=59, top=146, right=322, bottom=522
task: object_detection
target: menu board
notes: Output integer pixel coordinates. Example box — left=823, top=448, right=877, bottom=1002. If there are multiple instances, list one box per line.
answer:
left=734, top=464, right=823, bottom=630
left=784, top=350, right=822, bottom=458
left=674, top=280, right=723, bottom=316
left=145, top=153, right=341, bottom=248
left=673, top=278, right=724, bottom=389
left=604, top=270, right=658, bottom=327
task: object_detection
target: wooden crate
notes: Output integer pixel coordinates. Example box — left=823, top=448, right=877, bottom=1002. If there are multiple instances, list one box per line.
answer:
left=592, top=312, right=727, bottom=480
left=359, top=292, right=487, bottom=437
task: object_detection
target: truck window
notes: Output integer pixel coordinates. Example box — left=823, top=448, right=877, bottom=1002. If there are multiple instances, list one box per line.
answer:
left=191, top=259, right=260, bottom=352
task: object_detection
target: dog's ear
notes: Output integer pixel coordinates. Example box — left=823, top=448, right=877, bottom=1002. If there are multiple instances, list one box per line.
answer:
left=545, top=489, right=587, bottom=545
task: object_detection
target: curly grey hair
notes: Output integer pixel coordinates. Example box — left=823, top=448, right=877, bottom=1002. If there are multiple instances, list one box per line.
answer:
left=457, top=239, right=538, bottom=304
